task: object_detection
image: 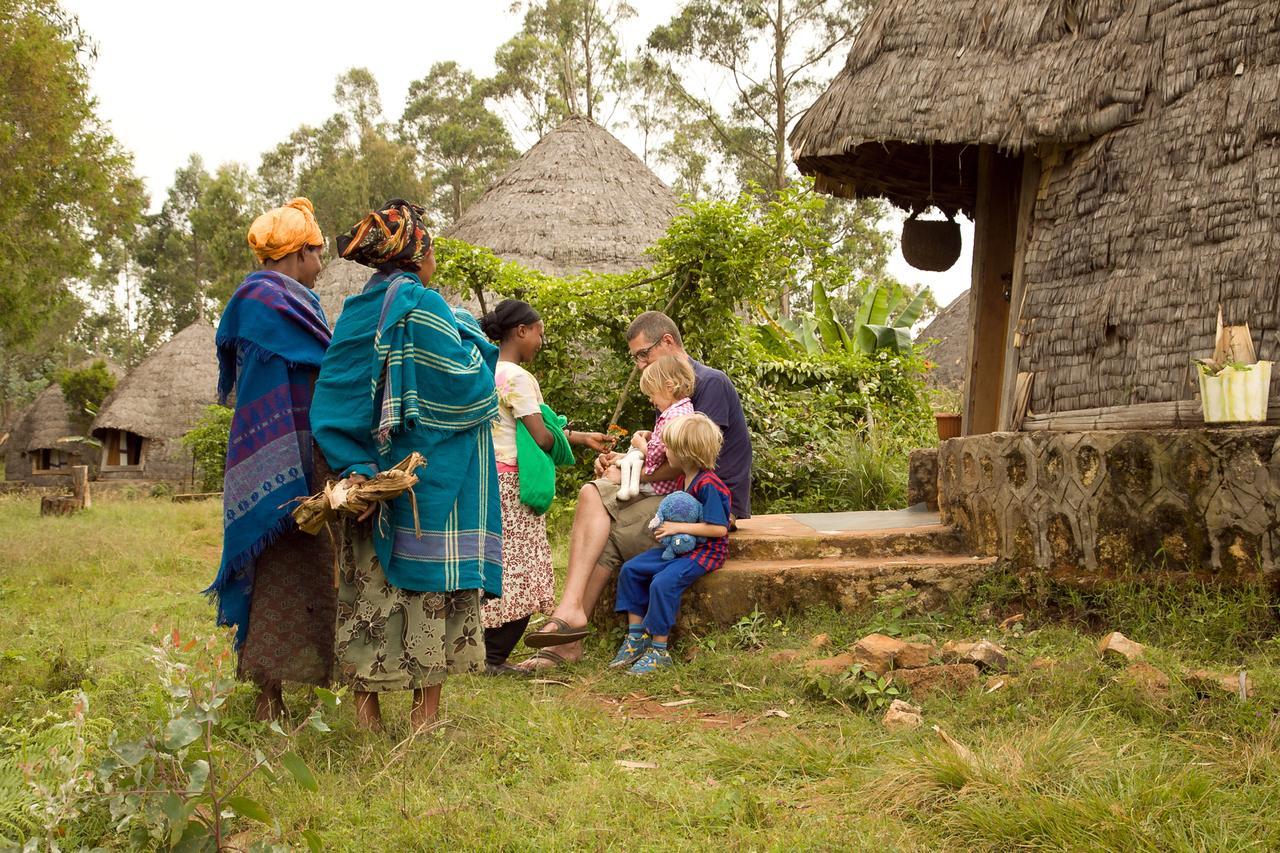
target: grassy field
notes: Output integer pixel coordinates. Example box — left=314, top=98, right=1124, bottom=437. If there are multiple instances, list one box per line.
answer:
left=2, top=493, right=1280, bottom=850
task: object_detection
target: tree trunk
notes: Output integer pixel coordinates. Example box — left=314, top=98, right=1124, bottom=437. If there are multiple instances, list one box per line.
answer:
left=71, top=465, right=90, bottom=509
left=41, top=495, right=81, bottom=517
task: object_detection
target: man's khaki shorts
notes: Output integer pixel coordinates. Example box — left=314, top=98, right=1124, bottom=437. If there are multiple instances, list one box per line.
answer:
left=591, top=478, right=663, bottom=572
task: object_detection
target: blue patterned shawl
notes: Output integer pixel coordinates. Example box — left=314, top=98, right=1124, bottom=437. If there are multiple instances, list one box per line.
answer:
left=311, top=270, right=502, bottom=596
left=206, top=270, right=332, bottom=648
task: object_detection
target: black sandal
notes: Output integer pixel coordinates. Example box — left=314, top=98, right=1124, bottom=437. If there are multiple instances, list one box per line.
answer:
left=523, top=617, right=589, bottom=648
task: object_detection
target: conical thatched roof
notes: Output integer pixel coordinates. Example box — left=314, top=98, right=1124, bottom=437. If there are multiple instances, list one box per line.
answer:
left=22, top=384, right=83, bottom=452
left=313, top=259, right=369, bottom=329
left=444, top=116, right=679, bottom=276
left=793, top=1, right=1280, bottom=416
left=915, top=290, right=968, bottom=391
left=92, top=322, right=218, bottom=441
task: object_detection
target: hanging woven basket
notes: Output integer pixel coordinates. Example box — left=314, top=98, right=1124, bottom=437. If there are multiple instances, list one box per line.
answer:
left=902, top=210, right=962, bottom=272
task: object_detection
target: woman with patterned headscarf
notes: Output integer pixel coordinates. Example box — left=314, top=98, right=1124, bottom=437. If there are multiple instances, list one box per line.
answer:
left=311, top=199, right=501, bottom=731
left=207, top=197, right=336, bottom=720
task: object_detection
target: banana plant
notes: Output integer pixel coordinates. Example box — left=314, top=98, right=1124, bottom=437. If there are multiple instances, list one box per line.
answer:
left=756, top=281, right=929, bottom=356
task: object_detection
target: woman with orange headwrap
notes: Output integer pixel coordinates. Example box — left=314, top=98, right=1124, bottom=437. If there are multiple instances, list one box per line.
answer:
left=207, top=198, right=337, bottom=720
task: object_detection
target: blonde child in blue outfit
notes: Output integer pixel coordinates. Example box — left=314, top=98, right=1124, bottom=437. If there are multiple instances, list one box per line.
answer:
left=611, top=413, right=731, bottom=674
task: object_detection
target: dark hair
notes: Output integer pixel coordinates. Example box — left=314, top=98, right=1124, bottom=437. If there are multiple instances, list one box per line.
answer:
left=480, top=299, right=541, bottom=341
left=626, top=311, right=683, bottom=347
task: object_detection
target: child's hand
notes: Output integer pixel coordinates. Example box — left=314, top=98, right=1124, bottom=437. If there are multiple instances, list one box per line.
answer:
left=629, top=433, right=648, bottom=452
left=593, top=451, right=620, bottom=478
left=604, top=465, right=622, bottom=485
left=653, top=521, right=683, bottom=540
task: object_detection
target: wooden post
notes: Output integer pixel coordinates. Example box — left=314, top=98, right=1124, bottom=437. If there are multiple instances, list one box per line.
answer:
left=71, top=464, right=90, bottom=509
left=963, top=147, right=1022, bottom=435
left=998, top=154, right=1042, bottom=431
left=40, top=495, right=81, bottom=516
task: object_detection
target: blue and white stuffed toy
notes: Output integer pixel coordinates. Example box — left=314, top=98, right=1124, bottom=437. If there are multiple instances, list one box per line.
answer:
left=648, top=491, right=706, bottom=559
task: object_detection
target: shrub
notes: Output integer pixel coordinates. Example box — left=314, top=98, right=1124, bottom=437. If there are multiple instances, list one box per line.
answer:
left=181, top=405, right=232, bottom=493
left=56, top=361, right=116, bottom=424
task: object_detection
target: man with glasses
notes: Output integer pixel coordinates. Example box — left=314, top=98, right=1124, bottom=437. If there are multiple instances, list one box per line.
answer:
left=519, top=311, right=752, bottom=669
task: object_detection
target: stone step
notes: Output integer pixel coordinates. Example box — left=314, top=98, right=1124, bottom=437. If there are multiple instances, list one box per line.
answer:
left=729, top=522, right=964, bottom=561
left=590, top=553, right=998, bottom=635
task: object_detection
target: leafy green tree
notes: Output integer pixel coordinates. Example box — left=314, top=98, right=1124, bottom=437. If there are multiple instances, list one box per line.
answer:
left=260, top=69, right=431, bottom=246
left=648, top=0, right=870, bottom=194
left=491, top=0, right=636, bottom=134
left=0, top=0, right=145, bottom=394
left=56, top=359, right=115, bottom=424
left=401, top=62, right=518, bottom=224
left=134, top=156, right=258, bottom=343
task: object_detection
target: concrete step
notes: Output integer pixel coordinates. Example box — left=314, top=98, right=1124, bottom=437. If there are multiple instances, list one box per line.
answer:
left=679, top=554, right=997, bottom=628
left=729, top=522, right=964, bottom=561
left=591, top=553, right=998, bottom=634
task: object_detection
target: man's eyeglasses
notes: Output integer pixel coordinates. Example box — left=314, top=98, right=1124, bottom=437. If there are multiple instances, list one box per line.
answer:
left=630, top=339, right=662, bottom=363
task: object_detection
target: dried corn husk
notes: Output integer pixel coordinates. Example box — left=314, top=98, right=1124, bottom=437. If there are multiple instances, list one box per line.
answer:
left=290, top=452, right=427, bottom=535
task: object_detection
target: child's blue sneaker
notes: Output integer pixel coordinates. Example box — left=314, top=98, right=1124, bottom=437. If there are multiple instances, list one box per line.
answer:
left=609, top=632, right=650, bottom=668
left=627, top=645, right=674, bottom=675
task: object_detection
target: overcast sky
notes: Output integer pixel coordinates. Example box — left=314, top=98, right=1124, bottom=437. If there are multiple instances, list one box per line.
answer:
left=63, top=0, right=970, bottom=307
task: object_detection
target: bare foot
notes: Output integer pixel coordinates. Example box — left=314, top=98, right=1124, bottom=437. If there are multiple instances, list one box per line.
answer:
left=411, top=686, right=442, bottom=730
left=354, top=691, right=383, bottom=732
left=253, top=683, right=285, bottom=721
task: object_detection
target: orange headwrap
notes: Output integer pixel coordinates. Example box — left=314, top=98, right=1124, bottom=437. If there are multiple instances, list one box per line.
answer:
left=247, top=197, right=323, bottom=262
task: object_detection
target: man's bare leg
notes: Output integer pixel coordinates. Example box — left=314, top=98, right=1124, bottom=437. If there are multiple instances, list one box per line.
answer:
left=541, top=483, right=612, bottom=626
left=519, top=558, right=616, bottom=668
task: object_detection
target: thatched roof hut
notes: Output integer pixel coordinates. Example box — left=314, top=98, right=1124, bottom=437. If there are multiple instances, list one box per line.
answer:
left=916, top=290, right=969, bottom=392
left=444, top=115, right=679, bottom=277
left=792, top=0, right=1280, bottom=433
left=3, top=360, right=122, bottom=484
left=91, top=322, right=219, bottom=484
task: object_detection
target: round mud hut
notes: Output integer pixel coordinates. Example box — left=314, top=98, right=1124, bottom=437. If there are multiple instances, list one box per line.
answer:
left=91, top=322, right=219, bottom=485
left=444, top=115, right=679, bottom=277
left=791, top=0, right=1280, bottom=577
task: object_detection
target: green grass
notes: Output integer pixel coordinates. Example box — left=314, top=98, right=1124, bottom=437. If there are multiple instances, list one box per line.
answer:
left=2, top=494, right=1280, bottom=850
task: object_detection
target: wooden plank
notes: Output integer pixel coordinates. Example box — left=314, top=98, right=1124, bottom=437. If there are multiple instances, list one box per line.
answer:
left=1010, top=372, right=1035, bottom=431
left=963, top=147, right=1021, bottom=435
left=1022, top=397, right=1280, bottom=431
left=998, top=153, right=1041, bottom=431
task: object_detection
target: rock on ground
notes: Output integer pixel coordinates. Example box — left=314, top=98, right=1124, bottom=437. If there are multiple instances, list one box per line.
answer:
left=882, top=699, right=923, bottom=730
left=1120, top=662, right=1171, bottom=701
left=888, top=663, right=979, bottom=700
left=1097, top=631, right=1146, bottom=662
left=803, top=653, right=856, bottom=676
left=940, top=639, right=1009, bottom=671
left=1186, top=669, right=1252, bottom=699
left=852, top=633, right=936, bottom=675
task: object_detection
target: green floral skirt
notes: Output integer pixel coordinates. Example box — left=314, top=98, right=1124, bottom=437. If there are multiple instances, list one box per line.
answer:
left=335, top=527, right=485, bottom=692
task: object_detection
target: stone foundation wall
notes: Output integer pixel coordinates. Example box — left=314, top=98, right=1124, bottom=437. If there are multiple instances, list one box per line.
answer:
left=938, top=428, right=1280, bottom=577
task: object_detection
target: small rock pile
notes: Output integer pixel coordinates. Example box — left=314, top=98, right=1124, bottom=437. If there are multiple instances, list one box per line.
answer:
left=795, top=632, right=1014, bottom=730
left=1097, top=630, right=1252, bottom=701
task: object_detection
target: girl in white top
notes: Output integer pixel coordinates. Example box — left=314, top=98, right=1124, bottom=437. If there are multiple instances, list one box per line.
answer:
left=478, top=299, right=611, bottom=673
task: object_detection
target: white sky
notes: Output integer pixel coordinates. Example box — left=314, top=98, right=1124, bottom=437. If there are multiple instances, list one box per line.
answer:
left=63, top=0, right=970, bottom=308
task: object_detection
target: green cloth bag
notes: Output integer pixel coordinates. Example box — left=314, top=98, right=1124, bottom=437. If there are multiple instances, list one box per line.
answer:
left=514, top=403, right=575, bottom=515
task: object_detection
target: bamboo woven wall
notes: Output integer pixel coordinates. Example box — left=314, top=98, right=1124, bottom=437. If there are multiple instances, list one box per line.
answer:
left=793, top=0, right=1280, bottom=415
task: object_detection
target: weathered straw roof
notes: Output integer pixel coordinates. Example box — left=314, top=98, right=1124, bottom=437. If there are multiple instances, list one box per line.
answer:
left=794, top=0, right=1280, bottom=415
left=444, top=115, right=679, bottom=276
left=916, top=290, right=969, bottom=391
left=92, top=322, right=218, bottom=440
left=313, top=259, right=369, bottom=329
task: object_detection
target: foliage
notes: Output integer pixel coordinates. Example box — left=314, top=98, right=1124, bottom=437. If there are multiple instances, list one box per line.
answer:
left=648, top=0, right=871, bottom=194
left=0, top=0, right=146, bottom=352
left=757, top=281, right=930, bottom=358
left=55, top=361, right=116, bottom=425
left=731, top=606, right=767, bottom=649
left=12, top=628, right=335, bottom=851
left=181, top=405, right=232, bottom=493
left=258, top=68, right=431, bottom=249
left=804, top=663, right=903, bottom=711
left=134, top=155, right=260, bottom=343
left=401, top=62, right=518, bottom=225
left=491, top=0, right=637, bottom=134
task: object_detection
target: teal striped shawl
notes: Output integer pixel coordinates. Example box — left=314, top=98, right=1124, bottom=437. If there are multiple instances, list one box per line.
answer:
left=311, top=271, right=502, bottom=595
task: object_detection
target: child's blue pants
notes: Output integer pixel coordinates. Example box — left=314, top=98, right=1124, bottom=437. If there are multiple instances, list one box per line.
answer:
left=615, top=547, right=709, bottom=637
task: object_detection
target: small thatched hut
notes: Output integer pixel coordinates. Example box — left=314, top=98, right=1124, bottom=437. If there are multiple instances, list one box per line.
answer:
left=12, top=385, right=90, bottom=483
left=444, top=115, right=679, bottom=277
left=91, top=322, right=219, bottom=484
left=916, top=290, right=969, bottom=392
left=792, top=1, right=1280, bottom=575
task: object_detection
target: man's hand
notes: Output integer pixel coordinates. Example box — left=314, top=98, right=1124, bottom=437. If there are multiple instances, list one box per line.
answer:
left=603, top=465, right=622, bottom=485
left=593, top=450, right=621, bottom=478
